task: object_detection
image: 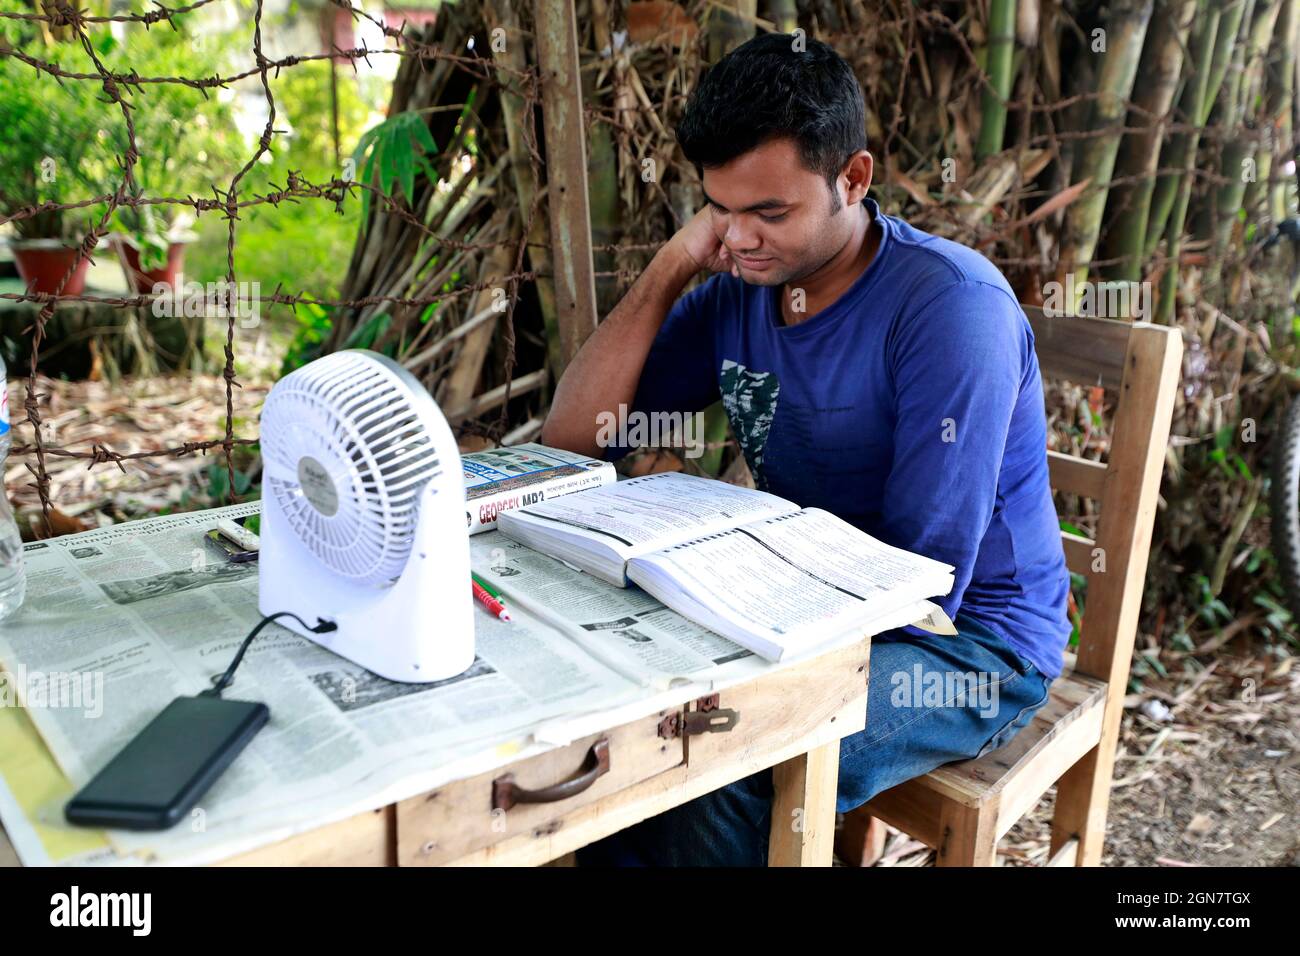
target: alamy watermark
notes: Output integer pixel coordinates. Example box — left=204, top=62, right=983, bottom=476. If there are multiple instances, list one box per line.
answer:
left=890, top=664, right=1000, bottom=719
left=0, top=663, right=103, bottom=718
left=150, top=272, right=262, bottom=328
left=50, top=886, right=150, bottom=935
left=1042, top=273, right=1151, bottom=322
left=595, top=404, right=706, bottom=459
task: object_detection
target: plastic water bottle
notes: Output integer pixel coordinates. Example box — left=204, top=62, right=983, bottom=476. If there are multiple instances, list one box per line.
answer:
left=0, top=353, right=25, bottom=620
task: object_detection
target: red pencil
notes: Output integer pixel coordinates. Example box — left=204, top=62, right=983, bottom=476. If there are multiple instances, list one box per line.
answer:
left=472, top=580, right=511, bottom=621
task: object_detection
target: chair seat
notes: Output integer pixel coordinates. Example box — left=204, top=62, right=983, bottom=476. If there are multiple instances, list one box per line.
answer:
left=865, top=673, right=1108, bottom=846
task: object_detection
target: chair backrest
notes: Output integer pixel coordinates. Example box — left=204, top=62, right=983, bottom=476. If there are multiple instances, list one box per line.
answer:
left=1024, top=306, right=1183, bottom=697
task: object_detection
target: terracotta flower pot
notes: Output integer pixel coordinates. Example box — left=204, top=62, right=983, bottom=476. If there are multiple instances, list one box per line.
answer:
left=9, top=239, right=92, bottom=296
left=113, top=235, right=190, bottom=293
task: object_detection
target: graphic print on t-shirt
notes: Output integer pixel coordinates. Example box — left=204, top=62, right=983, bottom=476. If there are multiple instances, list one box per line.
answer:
left=719, top=359, right=780, bottom=490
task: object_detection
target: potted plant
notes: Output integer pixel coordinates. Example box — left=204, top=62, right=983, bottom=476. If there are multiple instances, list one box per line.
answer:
left=111, top=207, right=199, bottom=295
left=0, top=53, right=116, bottom=296
left=108, top=36, right=242, bottom=293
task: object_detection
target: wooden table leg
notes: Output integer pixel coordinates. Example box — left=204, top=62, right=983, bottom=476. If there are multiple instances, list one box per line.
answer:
left=768, top=739, right=840, bottom=866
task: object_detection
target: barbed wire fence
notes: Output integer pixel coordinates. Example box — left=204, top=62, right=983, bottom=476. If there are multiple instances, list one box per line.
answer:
left=2, top=0, right=1298, bottom=538
left=0, top=0, right=557, bottom=529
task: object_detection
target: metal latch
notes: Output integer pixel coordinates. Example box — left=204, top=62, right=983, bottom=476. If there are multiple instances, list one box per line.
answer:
left=658, top=694, right=739, bottom=739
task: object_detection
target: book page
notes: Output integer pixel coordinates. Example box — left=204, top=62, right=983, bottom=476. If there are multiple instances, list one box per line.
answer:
left=738, top=509, right=955, bottom=599
left=500, top=471, right=798, bottom=560
left=633, top=529, right=866, bottom=641
left=628, top=509, right=954, bottom=652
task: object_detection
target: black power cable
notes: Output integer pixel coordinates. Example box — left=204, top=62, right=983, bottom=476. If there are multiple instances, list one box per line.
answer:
left=201, top=611, right=337, bottom=699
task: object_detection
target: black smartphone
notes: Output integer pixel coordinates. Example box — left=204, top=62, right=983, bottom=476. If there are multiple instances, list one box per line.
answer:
left=65, top=695, right=270, bottom=831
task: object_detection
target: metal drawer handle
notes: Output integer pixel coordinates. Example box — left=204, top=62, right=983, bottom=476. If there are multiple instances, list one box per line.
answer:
left=492, top=737, right=611, bottom=812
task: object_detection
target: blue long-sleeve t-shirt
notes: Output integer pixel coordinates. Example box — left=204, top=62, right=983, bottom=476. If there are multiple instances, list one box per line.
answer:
left=624, top=196, right=1071, bottom=679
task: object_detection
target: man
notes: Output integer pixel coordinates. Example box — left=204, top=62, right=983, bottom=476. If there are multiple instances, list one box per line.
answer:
left=541, top=33, right=1070, bottom=866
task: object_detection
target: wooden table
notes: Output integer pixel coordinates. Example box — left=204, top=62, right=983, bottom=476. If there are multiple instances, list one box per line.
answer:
left=0, top=636, right=870, bottom=867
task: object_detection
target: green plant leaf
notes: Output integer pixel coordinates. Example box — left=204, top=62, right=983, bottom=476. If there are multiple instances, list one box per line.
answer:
left=1141, top=652, right=1167, bottom=678
left=343, top=312, right=392, bottom=351
left=382, top=142, right=400, bottom=200
left=395, top=133, right=416, bottom=204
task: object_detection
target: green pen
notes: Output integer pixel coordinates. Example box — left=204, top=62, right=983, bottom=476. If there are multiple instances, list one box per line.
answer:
left=471, top=571, right=505, bottom=601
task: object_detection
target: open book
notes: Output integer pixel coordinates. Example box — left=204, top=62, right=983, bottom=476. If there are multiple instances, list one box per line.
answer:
left=496, top=472, right=955, bottom=661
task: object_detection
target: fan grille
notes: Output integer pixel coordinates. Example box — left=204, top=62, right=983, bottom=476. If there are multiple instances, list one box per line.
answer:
left=260, top=351, right=444, bottom=584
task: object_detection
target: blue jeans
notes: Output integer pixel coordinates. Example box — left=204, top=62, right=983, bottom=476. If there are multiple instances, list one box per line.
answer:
left=576, top=613, right=1055, bottom=866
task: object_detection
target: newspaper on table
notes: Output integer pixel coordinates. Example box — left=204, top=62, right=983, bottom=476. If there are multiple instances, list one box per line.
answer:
left=0, top=504, right=648, bottom=864
left=0, top=502, right=932, bottom=866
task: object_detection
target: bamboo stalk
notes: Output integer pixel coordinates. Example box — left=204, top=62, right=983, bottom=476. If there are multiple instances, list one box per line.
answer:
left=439, top=244, right=517, bottom=412
left=1017, top=0, right=1040, bottom=48
left=706, top=0, right=757, bottom=62
left=769, top=0, right=798, bottom=33
left=1155, top=9, right=1225, bottom=321
left=401, top=300, right=500, bottom=372
left=488, top=0, right=559, bottom=377
left=1056, top=0, right=1155, bottom=297
left=1202, top=0, right=1274, bottom=298
left=447, top=369, right=548, bottom=425
left=1145, top=0, right=1245, bottom=256
left=1046, top=6, right=1096, bottom=230
left=502, top=417, right=545, bottom=445
left=1101, top=0, right=1197, bottom=283
left=1267, top=0, right=1298, bottom=225
left=535, top=0, right=600, bottom=372
left=1239, top=0, right=1294, bottom=296
left=977, top=0, right=1018, bottom=161
left=330, top=10, right=487, bottom=351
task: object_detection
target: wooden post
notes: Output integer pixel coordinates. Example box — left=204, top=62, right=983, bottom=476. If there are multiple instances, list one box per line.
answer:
left=533, top=0, right=599, bottom=372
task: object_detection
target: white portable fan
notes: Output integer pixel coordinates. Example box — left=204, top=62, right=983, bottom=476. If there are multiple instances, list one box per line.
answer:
left=257, top=349, right=474, bottom=683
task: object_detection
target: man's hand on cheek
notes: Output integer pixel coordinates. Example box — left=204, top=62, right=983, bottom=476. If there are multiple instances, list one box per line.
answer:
left=670, top=207, right=740, bottom=277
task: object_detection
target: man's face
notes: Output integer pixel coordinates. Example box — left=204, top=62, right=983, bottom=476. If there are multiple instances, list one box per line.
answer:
left=701, top=137, right=863, bottom=287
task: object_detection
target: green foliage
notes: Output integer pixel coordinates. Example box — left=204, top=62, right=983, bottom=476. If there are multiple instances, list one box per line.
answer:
left=0, top=10, right=244, bottom=256
left=280, top=302, right=335, bottom=376
left=1193, top=574, right=1233, bottom=628
left=1207, top=424, right=1253, bottom=480
left=1067, top=570, right=1088, bottom=649
left=279, top=307, right=398, bottom=377
left=171, top=457, right=261, bottom=512
left=342, top=312, right=394, bottom=351
left=204, top=461, right=253, bottom=501
left=1252, top=592, right=1297, bottom=647
left=0, top=45, right=120, bottom=238
left=351, top=110, right=441, bottom=224
left=274, top=60, right=378, bottom=179
left=186, top=54, right=389, bottom=320
left=1129, top=650, right=1168, bottom=688
left=107, top=30, right=245, bottom=268
left=187, top=198, right=359, bottom=317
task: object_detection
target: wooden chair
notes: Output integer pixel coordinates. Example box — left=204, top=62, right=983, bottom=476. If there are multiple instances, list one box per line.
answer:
left=840, top=308, right=1183, bottom=867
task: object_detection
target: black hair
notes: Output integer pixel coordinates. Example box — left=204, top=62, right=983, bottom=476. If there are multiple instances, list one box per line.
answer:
left=675, top=33, right=868, bottom=211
